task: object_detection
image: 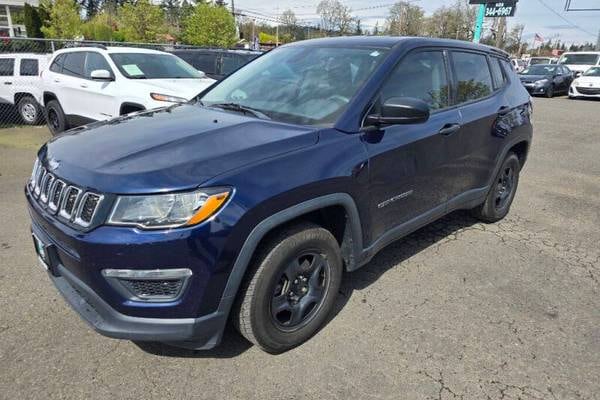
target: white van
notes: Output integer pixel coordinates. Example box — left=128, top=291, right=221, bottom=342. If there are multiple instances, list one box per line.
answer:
left=558, top=51, right=600, bottom=75
left=0, top=53, right=50, bottom=124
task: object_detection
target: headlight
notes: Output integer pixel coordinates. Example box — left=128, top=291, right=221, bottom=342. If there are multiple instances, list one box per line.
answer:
left=150, top=93, right=188, bottom=103
left=572, top=79, right=580, bottom=86
left=108, top=187, right=232, bottom=229
left=534, top=79, right=549, bottom=86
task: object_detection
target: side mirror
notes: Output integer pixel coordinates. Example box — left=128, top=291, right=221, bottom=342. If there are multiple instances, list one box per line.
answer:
left=90, top=69, right=113, bottom=81
left=366, top=97, right=430, bottom=127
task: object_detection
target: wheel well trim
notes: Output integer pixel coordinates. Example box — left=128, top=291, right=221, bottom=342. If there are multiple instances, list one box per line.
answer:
left=217, top=193, right=363, bottom=309
left=42, top=91, right=58, bottom=106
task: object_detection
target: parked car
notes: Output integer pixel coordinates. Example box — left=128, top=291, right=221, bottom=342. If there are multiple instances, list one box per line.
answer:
left=559, top=51, right=600, bottom=76
left=41, top=45, right=215, bottom=135
left=169, top=48, right=262, bottom=80
left=0, top=53, right=50, bottom=124
left=26, top=37, right=532, bottom=353
left=518, top=64, right=573, bottom=97
left=569, top=66, right=600, bottom=99
left=511, top=58, right=526, bottom=72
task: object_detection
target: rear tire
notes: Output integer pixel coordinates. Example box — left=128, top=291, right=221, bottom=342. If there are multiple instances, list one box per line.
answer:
left=45, top=100, right=68, bottom=135
left=233, top=222, right=343, bottom=353
left=471, top=152, right=520, bottom=223
left=17, top=96, right=42, bottom=125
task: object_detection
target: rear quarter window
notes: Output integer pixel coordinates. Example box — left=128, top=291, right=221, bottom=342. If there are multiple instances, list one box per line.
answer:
left=49, top=54, right=65, bottom=73
left=19, top=59, right=39, bottom=76
left=451, top=51, right=494, bottom=104
left=489, top=57, right=506, bottom=90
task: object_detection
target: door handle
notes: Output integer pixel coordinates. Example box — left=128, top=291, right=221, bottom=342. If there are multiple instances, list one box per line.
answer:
left=3, top=81, right=12, bottom=85
left=438, top=123, right=461, bottom=136
left=497, top=106, right=511, bottom=116
left=80, top=83, right=88, bottom=88
left=53, top=78, right=60, bottom=83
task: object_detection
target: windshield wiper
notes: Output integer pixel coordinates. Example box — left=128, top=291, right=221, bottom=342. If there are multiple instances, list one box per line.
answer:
left=208, top=102, right=271, bottom=120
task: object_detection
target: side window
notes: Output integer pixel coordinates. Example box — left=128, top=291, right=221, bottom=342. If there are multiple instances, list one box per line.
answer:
left=84, top=52, right=111, bottom=78
left=193, top=52, right=217, bottom=75
left=0, top=58, right=15, bottom=76
left=380, top=51, right=450, bottom=111
left=489, top=57, right=505, bottom=90
left=451, top=51, right=494, bottom=104
left=49, top=54, right=65, bottom=73
left=19, top=59, right=39, bottom=76
left=62, top=52, right=86, bottom=77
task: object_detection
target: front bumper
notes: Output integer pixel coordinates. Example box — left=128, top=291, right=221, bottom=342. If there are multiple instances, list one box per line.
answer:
left=569, top=85, right=600, bottom=98
left=522, top=83, right=550, bottom=95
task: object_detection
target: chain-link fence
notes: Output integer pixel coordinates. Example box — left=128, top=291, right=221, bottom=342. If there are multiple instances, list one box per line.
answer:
left=0, top=37, right=260, bottom=131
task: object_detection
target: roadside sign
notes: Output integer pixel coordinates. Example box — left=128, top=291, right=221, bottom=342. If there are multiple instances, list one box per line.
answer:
left=484, top=2, right=517, bottom=17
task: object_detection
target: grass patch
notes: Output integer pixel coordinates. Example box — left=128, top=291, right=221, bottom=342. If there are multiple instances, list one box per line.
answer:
left=0, top=126, right=51, bottom=150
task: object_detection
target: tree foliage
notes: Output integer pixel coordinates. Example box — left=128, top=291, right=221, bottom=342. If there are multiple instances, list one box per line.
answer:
left=182, top=3, right=236, bottom=47
left=23, top=4, right=44, bottom=38
left=385, top=1, right=424, bottom=36
left=118, top=0, right=167, bottom=42
left=40, top=0, right=84, bottom=39
left=82, top=12, right=115, bottom=41
left=317, top=0, right=354, bottom=35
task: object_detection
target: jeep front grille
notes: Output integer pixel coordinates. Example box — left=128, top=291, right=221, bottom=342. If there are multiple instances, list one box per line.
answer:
left=29, top=160, right=103, bottom=228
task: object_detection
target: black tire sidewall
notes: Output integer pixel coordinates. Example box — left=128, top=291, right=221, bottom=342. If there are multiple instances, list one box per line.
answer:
left=481, top=153, right=520, bottom=221
left=546, top=85, right=554, bottom=98
left=46, top=100, right=67, bottom=135
left=249, top=228, right=342, bottom=352
left=18, top=96, right=40, bottom=125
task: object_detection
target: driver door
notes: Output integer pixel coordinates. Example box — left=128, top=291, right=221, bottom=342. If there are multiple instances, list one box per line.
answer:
left=364, top=49, right=460, bottom=240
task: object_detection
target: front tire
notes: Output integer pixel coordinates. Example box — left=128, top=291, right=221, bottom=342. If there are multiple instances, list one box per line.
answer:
left=45, top=100, right=68, bottom=135
left=545, top=85, right=554, bottom=98
left=471, top=152, right=520, bottom=223
left=17, top=96, right=42, bottom=125
left=233, top=223, right=343, bottom=353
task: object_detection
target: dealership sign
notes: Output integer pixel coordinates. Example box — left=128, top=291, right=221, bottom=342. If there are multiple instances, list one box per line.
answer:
left=484, top=1, right=517, bottom=17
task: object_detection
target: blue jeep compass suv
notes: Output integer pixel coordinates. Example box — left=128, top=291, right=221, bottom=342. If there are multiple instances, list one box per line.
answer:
left=26, top=37, right=532, bottom=353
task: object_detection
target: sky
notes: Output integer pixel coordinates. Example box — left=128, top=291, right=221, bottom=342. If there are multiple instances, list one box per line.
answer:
left=232, top=0, right=600, bottom=45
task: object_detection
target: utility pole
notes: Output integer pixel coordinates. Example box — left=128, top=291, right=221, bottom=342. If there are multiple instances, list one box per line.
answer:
left=596, top=29, right=600, bottom=51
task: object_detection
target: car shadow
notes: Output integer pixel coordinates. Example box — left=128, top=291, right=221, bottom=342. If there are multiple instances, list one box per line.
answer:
left=135, top=210, right=479, bottom=359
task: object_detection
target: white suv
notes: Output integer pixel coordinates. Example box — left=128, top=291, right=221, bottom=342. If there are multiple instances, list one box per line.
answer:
left=41, top=46, right=215, bottom=135
left=0, top=53, right=50, bottom=125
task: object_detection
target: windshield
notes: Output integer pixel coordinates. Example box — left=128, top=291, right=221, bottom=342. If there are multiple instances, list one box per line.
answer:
left=521, top=65, right=556, bottom=75
left=559, top=53, right=599, bottom=66
left=199, top=46, right=389, bottom=126
left=583, top=67, right=600, bottom=77
left=110, top=53, right=202, bottom=79
left=529, top=58, right=550, bottom=65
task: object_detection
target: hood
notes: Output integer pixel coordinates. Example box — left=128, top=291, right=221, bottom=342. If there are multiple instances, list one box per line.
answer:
left=39, top=105, right=318, bottom=194
left=574, top=76, right=600, bottom=86
left=135, top=78, right=215, bottom=100
left=519, top=74, right=550, bottom=83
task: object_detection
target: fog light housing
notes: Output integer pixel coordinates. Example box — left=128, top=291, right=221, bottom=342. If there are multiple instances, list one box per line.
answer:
left=102, top=268, right=192, bottom=302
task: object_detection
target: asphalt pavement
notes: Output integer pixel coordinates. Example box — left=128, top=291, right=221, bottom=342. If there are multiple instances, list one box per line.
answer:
left=0, top=97, right=598, bottom=399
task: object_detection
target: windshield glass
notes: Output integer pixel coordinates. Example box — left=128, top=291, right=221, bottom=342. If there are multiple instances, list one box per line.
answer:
left=109, top=53, right=202, bottom=79
left=521, top=65, right=556, bottom=75
left=559, top=53, right=599, bottom=65
left=529, top=58, right=550, bottom=65
left=583, top=67, right=600, bottom=76
left=199, top=46, right=389, bottom=126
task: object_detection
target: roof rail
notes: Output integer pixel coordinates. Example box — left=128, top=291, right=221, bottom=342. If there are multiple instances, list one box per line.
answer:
left=76, top=43, right=107, bottom=50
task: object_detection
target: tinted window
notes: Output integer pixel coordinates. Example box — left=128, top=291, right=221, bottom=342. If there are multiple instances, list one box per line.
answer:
left=452, top=51, right=493, bottom=103
left=489, top=58, right=505, bottom=89
left=381, top=51, right=449, bottom=111
left=84, top=52, right=111, bottom=78
left=175, top=52, right=217, bottom=75
left=19, top=59, right=38, bottom=76
left=559, top=53, right=599, bottom=65
left=0, top=58, right=14, bottom=76
left=62, top=52, right=86, bottom=77
left=49, top=54, right=65, bottom=72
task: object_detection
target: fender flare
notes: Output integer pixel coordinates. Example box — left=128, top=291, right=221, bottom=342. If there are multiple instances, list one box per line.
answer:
left=217, top=193, right=363, bottom=310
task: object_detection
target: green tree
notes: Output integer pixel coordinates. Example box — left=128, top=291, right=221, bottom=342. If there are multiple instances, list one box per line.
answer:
left=385, top=1, right=425, bottom=36
left=41, top=0, right=84, bottom=39
left=317, top=0, right=354, bottom=35
left=118, top=0, right=166, bottom=42
left=182, top=3, right=236, bottom=47
left=23, top=4, right=44, bottom=38
left=82, top=12, right=115, bottom=41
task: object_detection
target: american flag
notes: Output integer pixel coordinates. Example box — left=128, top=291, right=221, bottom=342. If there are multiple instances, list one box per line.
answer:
left=534, top=33, right=544, bottom=43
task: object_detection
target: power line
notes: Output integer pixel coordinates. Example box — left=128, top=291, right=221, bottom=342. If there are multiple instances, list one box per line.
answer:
left=535, top=0, right=596, bottom=37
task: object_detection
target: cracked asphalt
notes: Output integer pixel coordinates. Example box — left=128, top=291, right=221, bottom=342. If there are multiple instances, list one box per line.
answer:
left=1, top=97, right=599, bottom=399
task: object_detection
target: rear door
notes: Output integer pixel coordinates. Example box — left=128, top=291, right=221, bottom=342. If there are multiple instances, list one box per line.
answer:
left=58, top=51, right=93, bottom=120
left=0, top=56, right=15, bottom=104
left=445, top=50, right=507, bottom=201
left=365, top=49, right=461, bottom=240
